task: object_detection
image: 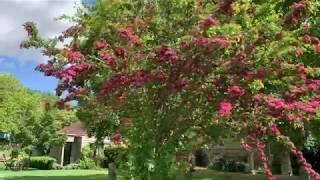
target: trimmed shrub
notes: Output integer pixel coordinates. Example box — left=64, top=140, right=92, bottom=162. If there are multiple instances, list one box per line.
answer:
left=79, top=158, right=96, bottom=169
left=63, top=163, right=80, bottom=170
left=29, top=156, right=56, bottom=170
left=52, top=163, right=63, bottom=170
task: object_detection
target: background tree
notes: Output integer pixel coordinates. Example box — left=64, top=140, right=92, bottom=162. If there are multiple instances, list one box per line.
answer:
left=0, top=74, right=77, bottom=155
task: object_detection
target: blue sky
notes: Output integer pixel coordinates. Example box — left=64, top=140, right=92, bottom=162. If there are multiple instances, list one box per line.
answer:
left=0, top=56, right=58, bottom=93
left=0, top=0, right=93, bottom=93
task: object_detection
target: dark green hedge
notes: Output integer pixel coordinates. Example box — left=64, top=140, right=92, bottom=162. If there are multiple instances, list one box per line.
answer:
left=29, top=156, right=57, bottom=170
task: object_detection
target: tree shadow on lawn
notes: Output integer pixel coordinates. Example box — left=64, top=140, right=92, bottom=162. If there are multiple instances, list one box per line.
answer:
left=2, top=174, right=107, bottom=180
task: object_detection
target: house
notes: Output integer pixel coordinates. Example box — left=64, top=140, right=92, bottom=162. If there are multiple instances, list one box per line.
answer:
left=49, top=122, right=111, bottom=166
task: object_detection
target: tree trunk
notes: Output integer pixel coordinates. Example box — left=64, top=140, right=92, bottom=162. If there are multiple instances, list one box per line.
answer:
left=280, top=151, right=293, bottom=176
left=107, top=162, right=117, bottom=180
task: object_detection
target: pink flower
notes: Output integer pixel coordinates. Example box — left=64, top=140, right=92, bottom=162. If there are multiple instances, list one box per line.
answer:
left=131, top=70, right=149, bottom=88
left=270, top=124, right=281, bottom=137
left=98, top=50, right=116, bottom=67
left=174, top=80, right=190, bottom=90
left=291, top=1, right=306, bottom=11
left=60, top=63, right=90, bottom=79
left=64, top=49, right=83, bottom=62
left=94, top=38, right=109, bottom=49
left=111, top=132, right=123, bottom=145
left=210, top=37, right=231, bottom=48
left=152, top=71, right=166, bottom=82
left=253, top=94, right=263, bottom=103
left=157, top=47, right=178, bottom=63
left=229, top=85, right=245, bottom=97
left=119, top=27, right=141, bottom=45
left=199, top=17, right=219, bottom=29
left=114, top=47, right=127, bottom=58
left=235, top=52, right=247, bottom=61
left=267, top=98, right=286, bottom=111
left=303, top=35, right=319, bottom=44
left=307, top=80, right=320, bottom=90
left=298, top=64, right=307, bottom=81
left=218, top=100, right=232, bottom=117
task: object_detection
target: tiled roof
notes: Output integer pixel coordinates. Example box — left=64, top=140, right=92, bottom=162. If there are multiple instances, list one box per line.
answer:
left=59, top=122, right=87, bottom=137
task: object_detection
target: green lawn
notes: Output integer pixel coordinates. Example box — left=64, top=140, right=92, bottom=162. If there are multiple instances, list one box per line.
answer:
left=0, top=170, right=108, bottom=180
left=0, top=169, right=238, bottom=180
left=0, top=169, right=299, bottom=180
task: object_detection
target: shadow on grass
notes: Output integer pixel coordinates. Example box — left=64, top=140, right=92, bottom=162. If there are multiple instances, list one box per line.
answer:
left=2, top=175, right=107, bottom=180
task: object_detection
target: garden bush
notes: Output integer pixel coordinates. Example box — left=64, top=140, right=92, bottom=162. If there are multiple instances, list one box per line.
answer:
left=79, top=158, right=96, bottom=169
left=52, top=163, right=63, bottom=170
left=63, top=163, right=80, bottom=170
left=103, top=146, right=128, bottom=168
left=29, top=156, right=56, bottom=170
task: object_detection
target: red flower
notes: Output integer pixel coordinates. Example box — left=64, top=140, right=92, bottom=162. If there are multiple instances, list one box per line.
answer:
left=157, top=47, right=178, bottom=63
left=218, top=100, right=232, bottom=117
left=115, top=47, right=127, bottom=58
left=291, top=1, right=306, bottom=11
left=199, top=16, right=219, bottom=29
left=111, top=132, right=123, bottom=145
left=174, top=80, right=190, bottom=90
left=229, top=85, right=245, bottom=97
left=99, top=50, right=116, bottom=67
left=119, top=27, right=141, bottom=45
left=267, top=98, right=286, bottom=111
left=64, top=48, right=84, bottom=62
left=270, top=124, right=281, bottom=137
left=94, top=38, right=109, bottom=49
left=131, top=70, right=150, bottom=88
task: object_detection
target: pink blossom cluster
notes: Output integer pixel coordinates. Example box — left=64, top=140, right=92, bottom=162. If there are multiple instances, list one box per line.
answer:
left=94, top=38, right=109, bottom=50
left=118, top=27, right=141, bottom=45
left=131, top=70, right=149, bottom=88
left=229, top=85, right=246, bottom=97
left=157, top=47, right=178, bottom=63
left=114, top=47, right=127, bottom=58
left=111, top=132, right=123, bottom=145
left=193, top=36, right=231, bottom=48
left=36, top=63, right=61, bottom=77
left=174, top=80, right=190, bottom=90
left=100, top=71, right=153, bottom=98
left=255, top=138, right=275, bottom=180
left=287, top=100, right=320, bottom=114
left=218, top=100, right=232, bottom=117
left=98, top=50, right=116, bottom=67
left=290, top=148, right=320, bottom=179
left=285, top=1, right=307, bottom=24
left=303, top=35, right=320, bottom=54
left=61, top=63, right=91, bottom=79
left=64, top=48, right=84, bottom=62
left=270, top=124, right=281, bottom=137
left=266, top=98, right=286, bottom=111
left=199, top=16, right=219, bottom=29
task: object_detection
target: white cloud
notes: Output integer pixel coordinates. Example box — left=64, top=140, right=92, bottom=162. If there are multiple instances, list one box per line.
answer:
left=0, top=0, right=82, bottom=64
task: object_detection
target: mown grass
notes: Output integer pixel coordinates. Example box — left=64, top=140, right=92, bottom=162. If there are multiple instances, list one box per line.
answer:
left=0, top=169, right=300, bottom=180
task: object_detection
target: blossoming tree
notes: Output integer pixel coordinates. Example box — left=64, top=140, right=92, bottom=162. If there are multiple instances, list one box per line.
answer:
left=22, top=0, right=320, bottom=179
